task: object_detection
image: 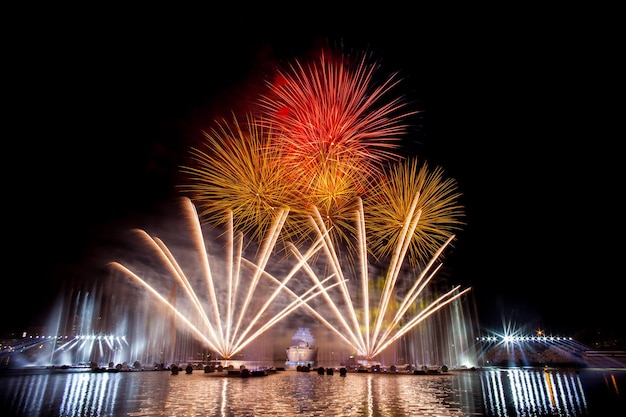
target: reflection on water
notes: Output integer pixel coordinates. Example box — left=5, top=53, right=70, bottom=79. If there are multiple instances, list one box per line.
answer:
left=479, top=368, right=588, bottom=416
left=0, top=367, right=624, bottom=416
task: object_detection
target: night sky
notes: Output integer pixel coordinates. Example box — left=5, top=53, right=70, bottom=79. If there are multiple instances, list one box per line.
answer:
left=5, top=8, right=622, bottom=346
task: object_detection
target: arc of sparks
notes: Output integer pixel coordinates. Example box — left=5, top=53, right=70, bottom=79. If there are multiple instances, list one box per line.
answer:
left=288, top=195, right=470, bottom=360
left=110, top=197, right=329, bottom=359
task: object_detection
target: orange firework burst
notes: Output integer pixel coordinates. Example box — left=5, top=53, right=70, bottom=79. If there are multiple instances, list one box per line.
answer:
left=364, top=157, right=465, bottom=267
left=179, top=113, right=296, bottom=244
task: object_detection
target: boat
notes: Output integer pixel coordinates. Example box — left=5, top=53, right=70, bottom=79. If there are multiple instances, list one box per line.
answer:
left=285, top=327, right=318, bottom=363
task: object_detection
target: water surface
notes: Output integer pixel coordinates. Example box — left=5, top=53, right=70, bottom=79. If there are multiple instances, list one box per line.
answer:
left=0, top=367, right=623, bottom=416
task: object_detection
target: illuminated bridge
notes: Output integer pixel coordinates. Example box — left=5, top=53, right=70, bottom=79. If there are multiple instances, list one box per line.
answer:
left=1, top=333, right=130, bottom=368
left=476, top=333, right=626, bottom=368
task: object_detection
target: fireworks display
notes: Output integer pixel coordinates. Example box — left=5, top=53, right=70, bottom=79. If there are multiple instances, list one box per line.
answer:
left=181, top=46, right=464, bottom=263
left=118, top=44, right=470, bottom=362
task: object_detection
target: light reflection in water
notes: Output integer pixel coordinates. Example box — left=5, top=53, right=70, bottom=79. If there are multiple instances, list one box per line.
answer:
left=4, top=371, right=124, bottom=416
left=479, top=368, right=589, bottom=416
left=0, top=368, right=624, bottom=416
left=220, top=378, right=228, bottom=416
left=367, top=376, right=373, bottom=416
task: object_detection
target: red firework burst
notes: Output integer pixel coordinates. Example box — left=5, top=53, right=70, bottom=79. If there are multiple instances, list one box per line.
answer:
left=257, top=47, right=416, bottom=181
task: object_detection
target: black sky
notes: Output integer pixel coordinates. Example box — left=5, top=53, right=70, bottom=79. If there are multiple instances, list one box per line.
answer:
left=4, top=8, right=622, bottom=345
